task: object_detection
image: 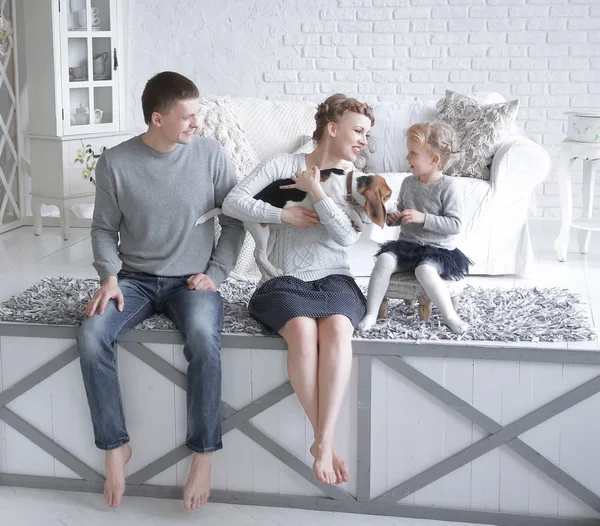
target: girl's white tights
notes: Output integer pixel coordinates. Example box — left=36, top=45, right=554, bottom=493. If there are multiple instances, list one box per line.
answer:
left=359, top=253, right=469, bottom=335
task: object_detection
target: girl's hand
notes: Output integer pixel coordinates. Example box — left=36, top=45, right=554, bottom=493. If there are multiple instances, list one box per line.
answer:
left=280, top=166, right=325, bottom=200
left=398, top=209, right=425, bottom=225
left=386, top=211, right=402, bottom=226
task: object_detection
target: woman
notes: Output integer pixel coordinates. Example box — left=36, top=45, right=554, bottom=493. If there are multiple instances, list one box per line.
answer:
left=222, top=94, right=373, bottom=485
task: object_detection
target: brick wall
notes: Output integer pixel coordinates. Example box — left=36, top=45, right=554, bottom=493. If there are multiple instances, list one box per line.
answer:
left=130, top=0, right=600, bottom=217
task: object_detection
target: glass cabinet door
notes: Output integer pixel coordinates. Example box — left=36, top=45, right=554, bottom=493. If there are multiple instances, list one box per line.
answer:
left=61, top=0, right=119, bottom=135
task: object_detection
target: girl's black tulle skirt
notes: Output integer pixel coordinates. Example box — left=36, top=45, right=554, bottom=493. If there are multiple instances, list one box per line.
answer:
left=377, top=240, right=473, bottom=280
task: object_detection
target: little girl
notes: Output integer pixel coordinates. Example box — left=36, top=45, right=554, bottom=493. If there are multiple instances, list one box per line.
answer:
left=358, top=122, right=472, bottom=334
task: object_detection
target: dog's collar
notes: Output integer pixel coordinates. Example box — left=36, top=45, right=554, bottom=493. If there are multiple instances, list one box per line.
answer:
left=345, top=171, right=357, bottom=204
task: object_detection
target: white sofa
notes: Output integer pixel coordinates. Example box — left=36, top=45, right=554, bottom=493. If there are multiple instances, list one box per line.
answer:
left=225, top=92, right=551, bottom=277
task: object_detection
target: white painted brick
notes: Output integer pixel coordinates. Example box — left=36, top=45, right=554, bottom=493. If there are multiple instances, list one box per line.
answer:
left=338, top=0, right=371, bottom=6
left=528, top=96, right=570, bottom=108
left=511, top=85, right=545, bottom=97
left=433, top=83, right=471, bottom=95
left=449, top=71, right=487, bottom=83
left=338, top=21, right=374, bottom=32
left=567, top=19, right=600, bottom=31
left=354, top=58, right=393, bottom=69
left=396, top=33, right=431, bottom=44
left=570, top=95, right=600, bottom=108
left=320, top=82, right=361, bottom=93
left=508, top=6, right=549, bottom=17
left=547, top=32, right=588, bottom=44
left=431, top=33, right=468, bottom=44
left=469, top=32, right=507, bottom=45
left=448, top=46, right=487, bottom=57
left=433, top=58, right=471, bottom=70
left=283, top=34, right=320, bottom=46
left=358, top=34, right=392, bottom=45
left=284, top=84, right=319, bottom=95
left=550, top=5, right=589, bottom=17
left=526, top=19, right=566, bottom=31
left=301, top=22, right=336, bottom=33
left=590, top=85, right=600, bottom=95
left=321, top=34, right=357, bottom=46
left=472, top=58, right=509, bottom=70
left=430, top=6, right=468, bottom=18
left=510, top=58, right=548, bottom=70
left=316, top=58, right=354, bottom=69
left=570, top=45, right=597, bottom=57
left=303, top=46, right=337, bottom=58
left=593, top=5, right=600, bottom=16
left=411, top=71, right=448, bottom=82
left=469, top=6, right=508, bottom=17
left=525, top=121, right=562, bottom=133
left=320, top=8, right=356, bottom=21
left=507, top=32, right=547, bottom=44
left=590, top=58, right=600, bottom=69
left=279, top=58, right=315, bottom=69
left=549, top=57, right=588, bottom=70
left=372, top=0, right=408, bottom=5
left=528, top=45, right=568, bottom=58
left=399, top=84, right=435, bottom=95
left=448, top=19, right=485, bottom=31
left=449, top=0, right=484, bottom=3
left=263, top=71, right=298, bottom=82
left=334, top=71, right=372, bottom=82
left=546, top=109, right=568, bottom=120
left=590, top=33, right=600, bottom=43
left=393, top=58, right=408, bottom=69
left=571, top=70, right=600, bottom=82
left=356, top=8, right=394, bottom=19
left=393, top=7, right=430, bottom=18
left=409, top=46, right=445, bottom=58
left=337, top=47, right=373, bottom=58
left=517, top=107, right=546, bottom=119
left=372, top=47, right=409, bottom=58
left=373, top=20, right=410, bottom=32
left=486, top=19, right=526, bottom=31
left=406, top=58, right=433, bottom=69
left=411, top=0, right=446, bottom=4
left=410, top=19, right=447, bottom=31
left=489, top=71, right=528, bottom=83
left=487, top=0, right=526, bottom=4
left=529, top=70, right=569, bottom=82
left=372, top=71, right=410, bottom=83
left=358, top=83, right=398, bottom=94
left=549, top=84, right=589, bottom=96
left=299, top=71, right=334, bottom=82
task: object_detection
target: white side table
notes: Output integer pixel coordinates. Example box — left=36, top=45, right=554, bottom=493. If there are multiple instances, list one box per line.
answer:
left=554, top=140, right=600, bottom=261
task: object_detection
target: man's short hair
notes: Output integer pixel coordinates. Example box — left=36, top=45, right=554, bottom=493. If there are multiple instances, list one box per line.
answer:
left=141, top=71, right=199, bottom=125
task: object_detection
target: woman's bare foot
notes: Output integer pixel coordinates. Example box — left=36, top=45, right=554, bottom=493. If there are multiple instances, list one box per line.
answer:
left=332, top=448, right=349, bottom=484
left=310, top=441, right=336, bottom=485
left=184, top=453, right=212, bottom=510
left=104, top=443, right=132, bottom=508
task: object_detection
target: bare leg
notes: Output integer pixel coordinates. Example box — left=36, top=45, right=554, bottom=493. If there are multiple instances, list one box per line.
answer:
left=415, top=263, right=468, bottom=334
left=184, top=453, right=212, bottom=510
left=359, top=252, right=397, bottom=330
left=104, top=443, right=132, bottom=508
left=311, top=315, right=354, bottom=485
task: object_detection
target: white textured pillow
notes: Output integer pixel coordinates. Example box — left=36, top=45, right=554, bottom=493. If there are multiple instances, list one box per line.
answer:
left=436, top=90, right=519, bottom=180
left=195, top=96, right=262, bottom=282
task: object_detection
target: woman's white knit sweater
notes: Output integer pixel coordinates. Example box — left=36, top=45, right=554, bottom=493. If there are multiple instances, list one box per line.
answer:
left=222, top=153, right=360, bottom=283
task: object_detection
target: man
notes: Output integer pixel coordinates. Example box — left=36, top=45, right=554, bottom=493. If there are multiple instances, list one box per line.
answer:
left=77, top=71, right=244, bottom=510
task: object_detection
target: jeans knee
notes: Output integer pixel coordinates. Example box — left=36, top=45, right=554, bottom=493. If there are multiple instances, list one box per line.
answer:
left=183, top=324, right=221, bottom=365
left=77, top=318, right=113, bottom=365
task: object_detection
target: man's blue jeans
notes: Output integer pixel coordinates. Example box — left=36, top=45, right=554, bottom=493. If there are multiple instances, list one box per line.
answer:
left=77, top=270, right=223, bottom=453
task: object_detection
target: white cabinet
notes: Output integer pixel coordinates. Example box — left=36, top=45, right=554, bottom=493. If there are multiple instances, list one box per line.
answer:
left=23, top=0, right=130, bottom=239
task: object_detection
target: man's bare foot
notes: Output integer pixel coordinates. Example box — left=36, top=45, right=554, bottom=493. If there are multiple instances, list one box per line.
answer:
left=104, top=443, right=132, bottom=508
left=332, top=448, right=349, bottom=484
left=184, top=453, right=211, bottom=510
left=310, top=441, right=336, bottom=485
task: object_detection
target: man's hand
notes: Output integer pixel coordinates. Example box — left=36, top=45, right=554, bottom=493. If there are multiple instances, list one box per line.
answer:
left=386, top=211, right=402, bottom=226
left=85, top=275, right=124, bottom=317
left=398, top=209, right=425, bottom=225
left=187, top=273, right=217, bottom=291
left=281, top=207, right=320, bottom=228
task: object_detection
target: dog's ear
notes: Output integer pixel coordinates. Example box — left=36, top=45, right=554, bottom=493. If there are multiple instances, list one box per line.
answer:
left=362, top=176, right=392, bottom=228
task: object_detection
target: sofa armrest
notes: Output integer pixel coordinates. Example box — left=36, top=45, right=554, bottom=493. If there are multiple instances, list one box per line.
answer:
left=489, top=136, right=551, bottom=196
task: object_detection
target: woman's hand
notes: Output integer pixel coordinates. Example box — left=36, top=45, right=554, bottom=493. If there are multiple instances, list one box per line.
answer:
left=386, top=211, right=402, bottom=226
left=281, top=207, right=320, bottom=228
left=280, top=166, right=327, bottom=202
left=398, top=209, right=425, bottom=225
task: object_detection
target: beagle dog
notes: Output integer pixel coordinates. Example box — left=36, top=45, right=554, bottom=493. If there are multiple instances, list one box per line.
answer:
left=196, top=168, right=393, bottom=281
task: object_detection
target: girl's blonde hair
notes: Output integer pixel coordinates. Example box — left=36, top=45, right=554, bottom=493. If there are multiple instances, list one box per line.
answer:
left=313, top=94, right=374, bottom=142
left=406, top=122, right=459, bottom=170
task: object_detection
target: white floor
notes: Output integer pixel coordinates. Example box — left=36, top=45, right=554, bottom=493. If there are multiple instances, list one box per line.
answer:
left=0, top=218, right=599, bottom=526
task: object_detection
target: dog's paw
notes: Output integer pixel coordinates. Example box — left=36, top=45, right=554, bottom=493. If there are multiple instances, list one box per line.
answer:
left=358, top=314, right=377, bottom=331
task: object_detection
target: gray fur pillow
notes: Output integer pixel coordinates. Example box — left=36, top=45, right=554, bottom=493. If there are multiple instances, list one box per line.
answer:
left=436, top=90, right=519, bottom=180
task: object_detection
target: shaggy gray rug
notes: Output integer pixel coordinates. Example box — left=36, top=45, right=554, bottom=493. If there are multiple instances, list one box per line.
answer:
left=0, top=277, right=594, bottom=342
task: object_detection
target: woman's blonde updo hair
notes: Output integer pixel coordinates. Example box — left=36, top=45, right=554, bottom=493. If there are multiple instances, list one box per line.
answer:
left=312, top=94, right=374, bottom=142
left=406, top=121, right=459, bottom=171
